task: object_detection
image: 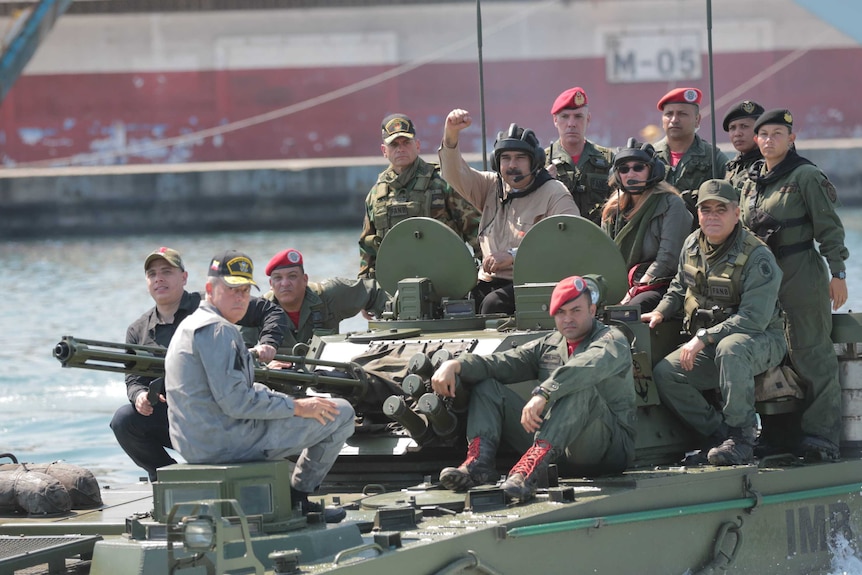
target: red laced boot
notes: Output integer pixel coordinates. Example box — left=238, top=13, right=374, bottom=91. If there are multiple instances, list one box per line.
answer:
left=439, top=437, right=497, bottom=491
left=500, top=440, right=555, bottom=501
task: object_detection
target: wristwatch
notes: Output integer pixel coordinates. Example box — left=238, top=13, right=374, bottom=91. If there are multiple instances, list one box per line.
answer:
left=832, top=271, right=847, bottom=280
left=531, top=386, right=551, bottom=402
left=696, top=328, right=711, bottom=345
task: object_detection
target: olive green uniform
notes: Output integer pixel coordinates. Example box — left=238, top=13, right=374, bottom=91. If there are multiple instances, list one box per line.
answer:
left=458, top=320, right=636, bottom=476
left=242, top=278, right=388, bottom=354
left=545, top=139, right=613, bottom=226
left=359, top=157, right=480, bottom=278
left=725, top=148, right=762, bottom=192
left=740, top=160, right=849, bottom=445
left=652, top=226, right=786, bottom=435
left=654, top=135, right=729, bottom=223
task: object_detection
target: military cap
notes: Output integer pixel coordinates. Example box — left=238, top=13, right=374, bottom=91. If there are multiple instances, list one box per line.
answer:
left=265, top=248, right=304, bottom=276
left=549, top=275, right=592, bottom=316
left=696, top=179, right=740, bottom=206
left=208, top=250, right=257, bottom=287
left=722, top=100, right=765, bottom=132
left=657, top=87, right=702, bottom=111
left=381, top=113, right=416, bottom=144
left=754, top=108, right=793, bottom=133
left=551, top=87, right=588, bottom=114
left=145, top=246, right=184, bottom=272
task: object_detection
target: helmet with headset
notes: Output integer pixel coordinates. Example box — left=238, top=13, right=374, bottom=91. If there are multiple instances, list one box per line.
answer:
left=491, top=124, right=546, bottom=175
left=612, top=137, right=666, bottom=190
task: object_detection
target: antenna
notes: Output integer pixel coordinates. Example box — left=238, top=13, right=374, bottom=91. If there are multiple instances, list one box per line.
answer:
left=706, top=0, right=717, bottom=179
left=477, top=0, right=488, bottom=171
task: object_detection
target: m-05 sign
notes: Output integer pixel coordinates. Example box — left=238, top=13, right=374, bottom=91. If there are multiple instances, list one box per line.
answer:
left=605, top=30, right=702, bottom=83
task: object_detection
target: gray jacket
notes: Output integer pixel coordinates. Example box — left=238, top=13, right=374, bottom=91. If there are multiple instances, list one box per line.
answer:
left=165, top=301, right=295, bottom=463
left=634, top=193, right=692, bottom=280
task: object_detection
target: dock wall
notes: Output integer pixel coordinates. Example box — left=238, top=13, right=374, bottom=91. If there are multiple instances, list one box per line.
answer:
left=1, top=147, right=860, bottom=239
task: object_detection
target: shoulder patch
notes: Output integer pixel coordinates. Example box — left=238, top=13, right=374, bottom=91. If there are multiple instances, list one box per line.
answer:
left=821, top=178, right=838, bottom=203
left=756, top=256, right=774, bottom=279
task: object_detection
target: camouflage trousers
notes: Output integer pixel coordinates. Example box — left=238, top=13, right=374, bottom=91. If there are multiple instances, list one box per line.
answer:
left=465, top=378, right=629, bottom=476
left=653, top=332, right=786, bottom=435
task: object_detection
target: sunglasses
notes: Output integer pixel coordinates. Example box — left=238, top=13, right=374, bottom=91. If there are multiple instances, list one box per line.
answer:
left=617, top=163, right=648, bottom=175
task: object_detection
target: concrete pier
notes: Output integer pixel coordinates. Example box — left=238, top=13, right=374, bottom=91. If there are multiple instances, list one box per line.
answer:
left=0, top=146, right=859, bottom=240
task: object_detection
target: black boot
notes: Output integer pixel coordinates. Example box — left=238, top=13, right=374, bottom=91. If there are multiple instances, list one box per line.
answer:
left=683, top=422, right=729, bottom=466
left=799, top=435, right=840, bottom=462
left=500, top=440, right=556, bottom=502
left=707, top=426, right=756, bottom=466
left=439, top=437, right=498, bottom=491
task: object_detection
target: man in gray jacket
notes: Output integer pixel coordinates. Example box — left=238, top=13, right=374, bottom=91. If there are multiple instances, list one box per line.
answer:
left=165, top=250, right=354, bottom=523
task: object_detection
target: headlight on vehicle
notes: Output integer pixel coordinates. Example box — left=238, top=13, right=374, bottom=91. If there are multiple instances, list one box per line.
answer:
left=182, top=516, right=215, bottom=551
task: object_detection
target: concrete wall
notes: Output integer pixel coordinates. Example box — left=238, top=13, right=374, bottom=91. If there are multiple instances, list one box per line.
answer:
left=1, top=147, right=859, bottom=240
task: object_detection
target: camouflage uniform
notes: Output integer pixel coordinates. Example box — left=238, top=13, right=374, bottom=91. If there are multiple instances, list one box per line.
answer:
left=740, top=159, right=849, bottom=445
left=725, top=148, right=762, bottom=192
left=654, top=135, right=729, bottom=223
left=242, top=278, right=389, bottom=354
left=652, top=226, right=786, bottom=436
left=457, top=320, right=636, bottom=476
left=359, top=157, right=480, bottom=278
left=545, top=139, right=613, bottom=226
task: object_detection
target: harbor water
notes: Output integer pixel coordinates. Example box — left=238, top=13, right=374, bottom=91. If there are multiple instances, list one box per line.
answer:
left=1, top=210, right=862, bottom=487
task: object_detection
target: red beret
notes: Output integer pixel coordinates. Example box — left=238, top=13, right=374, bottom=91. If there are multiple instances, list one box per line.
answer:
left=657, top=87, right=702, bottom=111
left=551, top=87, right=588, bottom=115
left=265, top=248, right=303, bottom=276
left=549, top=275, right=590, bottom=316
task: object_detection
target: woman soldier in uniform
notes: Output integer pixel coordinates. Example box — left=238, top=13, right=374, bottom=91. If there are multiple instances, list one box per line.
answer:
left=741, top=108, right=850, bottom=461
left=601, top=138, right=692, bottom=312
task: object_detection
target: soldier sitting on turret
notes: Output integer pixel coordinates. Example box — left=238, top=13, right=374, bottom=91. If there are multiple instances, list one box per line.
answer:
left=439, top=108, right=579, bottom=315
left=242, top=248, right=389, bottom=358
left=642, top=180, right=786, bottom=466
left=431, top=276, right=636, bottom=502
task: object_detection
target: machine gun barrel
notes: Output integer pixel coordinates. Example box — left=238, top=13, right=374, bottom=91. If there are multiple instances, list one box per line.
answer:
left=53, top=336, right=367, bottom=397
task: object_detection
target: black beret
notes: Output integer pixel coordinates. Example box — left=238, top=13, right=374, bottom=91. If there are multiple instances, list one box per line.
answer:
left=754, top=108, right=793, bottom=133
left=722, top=100, right=765, bottom=132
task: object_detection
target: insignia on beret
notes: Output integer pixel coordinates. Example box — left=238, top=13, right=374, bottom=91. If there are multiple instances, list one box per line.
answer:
left=742, top=101, right=756, bottom=113
left=783, top=112, right=793, bottom=124
left=287, top=250, right=301, bottom=264
left=573, top=90, right=586, bottom=107
left=684, top=89, right=699, bottom=103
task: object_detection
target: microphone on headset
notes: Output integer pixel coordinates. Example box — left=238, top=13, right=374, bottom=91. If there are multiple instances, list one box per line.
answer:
left=511, top=165, right=541, bottom=184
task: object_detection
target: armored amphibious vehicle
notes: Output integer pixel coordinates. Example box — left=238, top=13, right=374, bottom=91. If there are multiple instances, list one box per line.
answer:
left=4, top=215, right=862, bottom=574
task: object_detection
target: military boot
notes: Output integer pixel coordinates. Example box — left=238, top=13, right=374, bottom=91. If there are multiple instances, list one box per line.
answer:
left=707, top=426, right=757, bottom=466
left=799, top=435, right=840, bottom=462
left=682, top=422, right=729, bottom=466
left=500, top=440, right=556, bottom=502
left=439, top=437, right=497, bottom=491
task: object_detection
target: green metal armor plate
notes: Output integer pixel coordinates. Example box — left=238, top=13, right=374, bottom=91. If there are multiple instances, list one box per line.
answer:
left=376, top=217, right=478, bottom=300
left=513, top=215, right=628, bottom=305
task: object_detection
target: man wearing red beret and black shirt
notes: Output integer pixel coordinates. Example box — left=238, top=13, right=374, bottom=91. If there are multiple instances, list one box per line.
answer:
left=242, top=248, right=389, bottom=356
left=430, top=276, right=636, bottom=502
left=544, top=86, right=615, bottom=225
left=653, top=87, right=729, bottom=224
